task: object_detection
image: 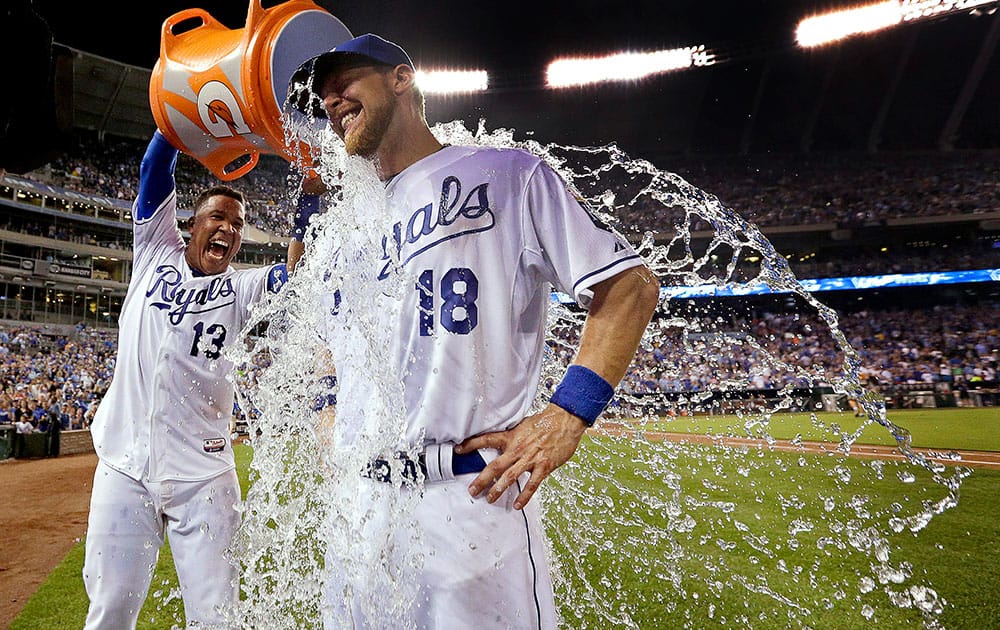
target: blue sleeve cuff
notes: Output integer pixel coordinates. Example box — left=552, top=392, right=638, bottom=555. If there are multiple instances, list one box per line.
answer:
left=266, top=264, right=288, bottom=293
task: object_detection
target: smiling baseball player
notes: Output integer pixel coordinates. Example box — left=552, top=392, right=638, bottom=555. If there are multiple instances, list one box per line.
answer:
left=83, top=129, right=286, bottom=629
left=289, top=34, right=660, bottom=628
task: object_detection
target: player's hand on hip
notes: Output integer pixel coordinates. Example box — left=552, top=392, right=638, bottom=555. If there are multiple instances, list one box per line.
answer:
left=456, top=404, right=588, bottom=510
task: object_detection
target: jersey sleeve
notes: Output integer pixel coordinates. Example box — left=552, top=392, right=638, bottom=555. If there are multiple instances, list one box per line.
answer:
left=233, top=264, right=288, bottom=316
left=132, top=131, right=186, bottom=270
left=523, top=160, right=644, bottom=308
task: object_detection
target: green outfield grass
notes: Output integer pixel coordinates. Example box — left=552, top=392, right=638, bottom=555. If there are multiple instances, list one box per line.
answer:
left=642, top=407, right=1000, bottom=452
left=13, top=407, right=1000, bottom=629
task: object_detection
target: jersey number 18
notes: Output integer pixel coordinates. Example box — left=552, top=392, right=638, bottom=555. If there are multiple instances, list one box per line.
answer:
left=417, top=268, right=479, bottom=336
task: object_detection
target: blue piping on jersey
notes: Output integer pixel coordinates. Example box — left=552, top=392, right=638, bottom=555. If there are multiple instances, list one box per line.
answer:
left=515, top=476, right=544, bottom=628
left=134, top=131, right=178, bottom=223
left=570, top=254, right=643, bottom=295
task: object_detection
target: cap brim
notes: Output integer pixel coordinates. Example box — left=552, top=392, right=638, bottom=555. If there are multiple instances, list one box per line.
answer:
left=287, top=52, right=393, bottom=119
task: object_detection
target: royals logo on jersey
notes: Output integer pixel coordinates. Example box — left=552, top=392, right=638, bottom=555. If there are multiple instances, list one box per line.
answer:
left=379, top=175, right=495, bottom=281
left=147, top=265, right=238, bottom=325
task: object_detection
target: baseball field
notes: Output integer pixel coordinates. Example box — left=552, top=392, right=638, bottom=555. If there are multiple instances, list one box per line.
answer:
left=9, top=407, right=1000, bottom=629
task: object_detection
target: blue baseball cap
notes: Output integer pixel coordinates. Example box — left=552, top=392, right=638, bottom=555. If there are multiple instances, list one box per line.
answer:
left=288, top=34, right=414, bottom=118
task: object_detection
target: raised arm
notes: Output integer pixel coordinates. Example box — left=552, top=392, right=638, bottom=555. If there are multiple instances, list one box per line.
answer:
left=134, top=130, right=179, bottom=223
left=286, top=172, right=328, bottom=272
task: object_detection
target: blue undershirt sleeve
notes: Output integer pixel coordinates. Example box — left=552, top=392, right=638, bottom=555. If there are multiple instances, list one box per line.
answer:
left=292, top=193, right=322, bottom=242
left=134, top=130, right=179, bottom=222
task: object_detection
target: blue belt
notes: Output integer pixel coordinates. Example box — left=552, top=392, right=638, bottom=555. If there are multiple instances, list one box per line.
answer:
left=365, top=449, right=487, bottom=483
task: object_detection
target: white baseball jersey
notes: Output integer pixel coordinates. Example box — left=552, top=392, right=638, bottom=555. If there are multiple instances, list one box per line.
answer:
left=90, top=176, right=194, bottom=480
left=91, top=131, right=286, bottom=481
left=146, top=263, right=285, bottom=482
left=328, top=145, right=643, bottom=446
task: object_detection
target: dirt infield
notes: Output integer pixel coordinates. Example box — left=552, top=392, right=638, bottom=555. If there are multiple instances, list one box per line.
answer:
left=1, top=436, right=997, bottom=627
left=0, top=452, right=97, bottom=628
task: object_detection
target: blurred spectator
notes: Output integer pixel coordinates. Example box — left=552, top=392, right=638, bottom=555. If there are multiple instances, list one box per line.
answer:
left=0, top=323, right=116, bottom=435
left=13, top=415, right=34, bottom=458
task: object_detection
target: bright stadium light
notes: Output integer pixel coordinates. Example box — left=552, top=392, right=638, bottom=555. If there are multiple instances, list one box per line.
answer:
left=796, top=1, right=901, bottom=47
left=796, top=0, right=999, bottom=47
left=416, top=70, right=489, bottom=94
left=546, top=45, right=715, bottom=88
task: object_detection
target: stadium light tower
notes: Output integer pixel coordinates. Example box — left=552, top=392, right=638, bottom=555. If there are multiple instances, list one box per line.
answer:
left=546, top=45, right=716, bottom=88
left=416, top=69, right=489, bottom=94
left=796, top=0, right=1000, bottom=48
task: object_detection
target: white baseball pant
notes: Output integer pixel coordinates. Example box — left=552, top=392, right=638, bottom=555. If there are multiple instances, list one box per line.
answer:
left=83, top=461, right=241, bottom=629
left=322, top=444, right=558, bottom=629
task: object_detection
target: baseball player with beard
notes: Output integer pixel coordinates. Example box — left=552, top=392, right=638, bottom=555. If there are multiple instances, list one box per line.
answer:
left=83, top=129, right=286, bottom=629
left=289, top=34, right=660, bottom=627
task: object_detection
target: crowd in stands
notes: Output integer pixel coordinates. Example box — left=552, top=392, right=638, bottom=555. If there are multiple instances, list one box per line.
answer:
left=613, top=302, right=999, bottom=402
left=36, top=131, right=296, bottom=237
left=4, top=133, right=998, bottom=422
left=661, top=238, right=1000, bottom=286
left=18, top=132, right=1000, bottom=245
left=779, top=241, right=1000, bottom=279
left=646, top=150, right=1000, bottom=232
left=2, top=297, right=996, bottom=444
left=0, top=324, right=116, bottom=437
left=0, top=216, right=129, bottom=250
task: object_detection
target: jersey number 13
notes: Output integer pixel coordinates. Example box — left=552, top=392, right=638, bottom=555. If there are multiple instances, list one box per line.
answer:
left=190, top=321, right=228, bottom=359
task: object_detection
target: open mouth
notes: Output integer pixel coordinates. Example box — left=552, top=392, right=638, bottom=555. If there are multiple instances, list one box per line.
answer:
left=340, top=109, right=361, bottom=135
left=208, top=239, right=230, bottom=259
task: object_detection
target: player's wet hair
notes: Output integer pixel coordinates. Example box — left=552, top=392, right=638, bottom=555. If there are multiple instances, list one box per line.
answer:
left=193, top=185, right=248, bottom=217
left=187, top=186, right=248, bottom=231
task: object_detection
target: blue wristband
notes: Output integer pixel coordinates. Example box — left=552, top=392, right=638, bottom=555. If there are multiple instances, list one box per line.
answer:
left=292, top=193, right=321, bottom=241
left=549, top=365, right=614, bottom=426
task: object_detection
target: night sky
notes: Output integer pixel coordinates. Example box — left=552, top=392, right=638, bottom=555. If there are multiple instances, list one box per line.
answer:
left=31, top=1, right=815, bottom=74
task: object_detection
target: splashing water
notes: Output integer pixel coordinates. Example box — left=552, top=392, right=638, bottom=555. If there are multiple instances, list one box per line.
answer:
left=224, top=116, right=969, bottom=629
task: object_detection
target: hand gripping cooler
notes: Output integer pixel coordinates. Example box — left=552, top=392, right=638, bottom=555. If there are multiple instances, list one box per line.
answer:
left=149, top=0, right=351, bottom=180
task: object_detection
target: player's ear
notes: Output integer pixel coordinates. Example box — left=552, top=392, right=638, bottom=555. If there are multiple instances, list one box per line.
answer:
left=391, top=64, right=415, bottom=94
left=186, top=215, right=196, bottom=231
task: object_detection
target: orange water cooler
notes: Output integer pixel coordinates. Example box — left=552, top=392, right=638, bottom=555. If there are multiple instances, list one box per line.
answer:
left=149, top=0, right=351, bottom=180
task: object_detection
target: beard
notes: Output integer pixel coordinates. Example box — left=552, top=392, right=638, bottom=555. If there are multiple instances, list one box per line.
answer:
left=344, top=93, right=396, bottom=158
